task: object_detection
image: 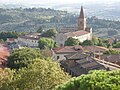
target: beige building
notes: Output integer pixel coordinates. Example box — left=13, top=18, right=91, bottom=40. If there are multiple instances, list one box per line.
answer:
left=55, top=6, right=92, bottom=46
left=18, top=32, right=41, bottom=48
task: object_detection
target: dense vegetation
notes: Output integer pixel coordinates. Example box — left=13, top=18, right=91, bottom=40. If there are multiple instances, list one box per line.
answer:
left=0, top=8, right=120, bottom=38
left=0, top=31, right=18, bottom=41
left=41, top=28, right=58, bottom=37
left=56, top=70, right=120, bottom=90
left=7, top=48, right=48, bottom=69
left=38, top=38, right=56, bottom=49
left=104, top=49, right=120, bottom=55
left=1, top=59, right=70, bottom=90
left=65, top=37, right=80, bottom=46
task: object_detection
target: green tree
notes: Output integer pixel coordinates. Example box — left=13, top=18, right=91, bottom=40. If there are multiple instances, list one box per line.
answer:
left=92, top=37, right=99, bottom=45
left=37, top=26, right=43, bottom=33
left=56, top=70, right=120, bottom=90
left=113, top=42, right=120, bottom=48
left=82, top=40, right=93, bottom=46
left=0, top=68, right=13, bottom=90
left=38, top=38, right=55, bottom=49
left=6, top=59, right=70, bottom=90
left=104, top=49, right=120, bottom=55
left=41, top=28, right=57, bottom=37
left=65, top=37, right=80, bottom=46
left=7, top=48, right=44, bottom=69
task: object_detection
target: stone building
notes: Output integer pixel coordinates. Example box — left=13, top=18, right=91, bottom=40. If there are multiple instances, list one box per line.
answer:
left=55, top=6, right=92, bottom=46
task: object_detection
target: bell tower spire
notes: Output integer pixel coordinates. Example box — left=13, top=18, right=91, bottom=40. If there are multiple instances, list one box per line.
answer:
left=80, top=6, right=84, bottom=18
left=78, top=6, right=86, bottom=30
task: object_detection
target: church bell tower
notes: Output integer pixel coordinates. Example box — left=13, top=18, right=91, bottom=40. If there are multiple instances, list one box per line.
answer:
left=78, top=6, right=86, bottom=30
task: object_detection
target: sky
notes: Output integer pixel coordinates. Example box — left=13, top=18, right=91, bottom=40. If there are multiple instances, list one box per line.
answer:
left=1, top=0, right=120, bottom=5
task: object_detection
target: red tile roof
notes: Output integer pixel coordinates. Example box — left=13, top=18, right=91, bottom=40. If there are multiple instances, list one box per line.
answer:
left=83, top=46, right=108, bottom=52
left=53, top=46, right=83, bottom=54
left=7, top=38, right=16, bottom=41
left=65, top=30, right=89, bottom=37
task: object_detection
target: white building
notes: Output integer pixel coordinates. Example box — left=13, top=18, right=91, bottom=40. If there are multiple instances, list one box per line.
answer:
left=18, top=32, right=41, bottom=48
left=55, top=6, right=92, bottom=46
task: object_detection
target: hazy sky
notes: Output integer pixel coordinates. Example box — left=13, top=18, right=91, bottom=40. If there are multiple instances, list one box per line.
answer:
left=1, top=0, right=120, bottom=5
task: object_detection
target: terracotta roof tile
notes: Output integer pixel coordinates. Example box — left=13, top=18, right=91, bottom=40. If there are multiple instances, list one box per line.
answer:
left=65, top=30, right=89, bottom=37
left=53, top=46, right=83, bottom=54
left=83, top=46, right=108, bottom=52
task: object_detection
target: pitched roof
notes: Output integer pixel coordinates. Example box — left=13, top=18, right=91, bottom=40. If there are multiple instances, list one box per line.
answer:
left=60, top=57, right=106, bottom=76
left=59, top=27, right=77, bottom=33
left=65, top=52, right=88, bottom=60
left=83, top=46, right=108, bottom=52
left=53, top=46, right=83, bottom=54
left=65, top=30, right=89, bottom=37
left=104, top=55, right=120, bottom=63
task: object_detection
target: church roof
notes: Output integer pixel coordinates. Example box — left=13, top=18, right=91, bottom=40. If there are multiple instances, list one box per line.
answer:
left=59, top=27, right=77, bottom=33
left=65, top=30, right=89, bottom=37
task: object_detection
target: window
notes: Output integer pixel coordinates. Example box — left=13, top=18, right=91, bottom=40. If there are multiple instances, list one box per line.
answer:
left=57, top=56, right=60, bottom=60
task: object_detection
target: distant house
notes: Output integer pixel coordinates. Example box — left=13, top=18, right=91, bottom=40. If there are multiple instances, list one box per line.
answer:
left=0, top=44, right=9, bottom=67
left=7, top=38, right=18, bottom=44
left=60, top=52, right=106, bottom=76
left=55, top=6, right=92, bottom=46
left=52, top=46, right=83, bottom=61
left=18, top=32, right=41, bottom=48
left=83, top=46, right=108, bottom=59
left=103, top=55, right=120, bottom=66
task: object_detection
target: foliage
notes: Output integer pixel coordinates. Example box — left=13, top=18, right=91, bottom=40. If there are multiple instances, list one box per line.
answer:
left=65, top=37, right=80, bottom=46
left=7, top=48, right=45, bottom=69
left=1, top=59, right=70, bottom=90
left=0, top=68, right=14, bottom=90
left=104, top=49, right=120, bottom=55
left=56, top=70, right=120, bottom=90
left=37, top=26, right=43, bottom=33
left=92, top=37, right=99, bottom=45
left=82, top=40, right=93, bottom=46
left=38, top=38, right=55, bottom=49
left=0, top=32, right=18, bottom=41
left=113, top=42, right=120, bottom=48
left=41, top=28, right=57, bottom=37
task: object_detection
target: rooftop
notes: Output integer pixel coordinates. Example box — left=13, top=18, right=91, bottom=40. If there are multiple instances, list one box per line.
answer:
left=53, top=46, right=83, bottom=54
left=83, top=46, right=108, bottom=52
left=65, top=30, right=89, bottom=38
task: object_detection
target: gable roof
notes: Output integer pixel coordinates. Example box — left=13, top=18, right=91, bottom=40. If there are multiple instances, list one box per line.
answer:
left=60, top=57, right=106, bottom=76
left=104, top=55, right=120, bottom=63
left=65, top=52, right=88, bottom=60
left=83, top=46, right=108, bottom=52
left=65, top=30, right=89, bottom=37
left=53, top=46, right=83, bottom=54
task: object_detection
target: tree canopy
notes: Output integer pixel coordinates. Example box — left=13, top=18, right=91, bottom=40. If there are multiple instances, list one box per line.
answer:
left=38, top=38, right=55, bottom=49
left=113, top=42, right=120, bottom=48
left=65, top=37, right=80, bottom=46
left=1, top=59, right=70, bottom=90
left=7, top=48, right=44, bottom=69
left=37, top=26, right=43, bottom=33
left=41, top=28, right=57, bottom=37
left=56, top=70, right=120, bottom=90
left=81, top=40, right=93, bottom=46
left=104, top=49, right=120, bottom=55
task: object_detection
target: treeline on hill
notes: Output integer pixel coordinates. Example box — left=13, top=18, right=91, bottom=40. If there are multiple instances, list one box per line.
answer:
left=0, top=7, right=120, bottom=38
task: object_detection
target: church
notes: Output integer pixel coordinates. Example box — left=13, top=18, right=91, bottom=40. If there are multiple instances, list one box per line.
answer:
left=55, top=6, right=92, bottom=46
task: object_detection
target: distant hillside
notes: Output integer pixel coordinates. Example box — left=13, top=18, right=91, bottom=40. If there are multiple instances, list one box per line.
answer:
left=0, top=8, right=120, bottom=38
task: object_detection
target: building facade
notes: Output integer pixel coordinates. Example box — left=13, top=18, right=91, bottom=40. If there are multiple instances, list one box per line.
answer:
left=55, top=6, right=92, bottom=46
left=18, top=33, right=40, bottom=48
